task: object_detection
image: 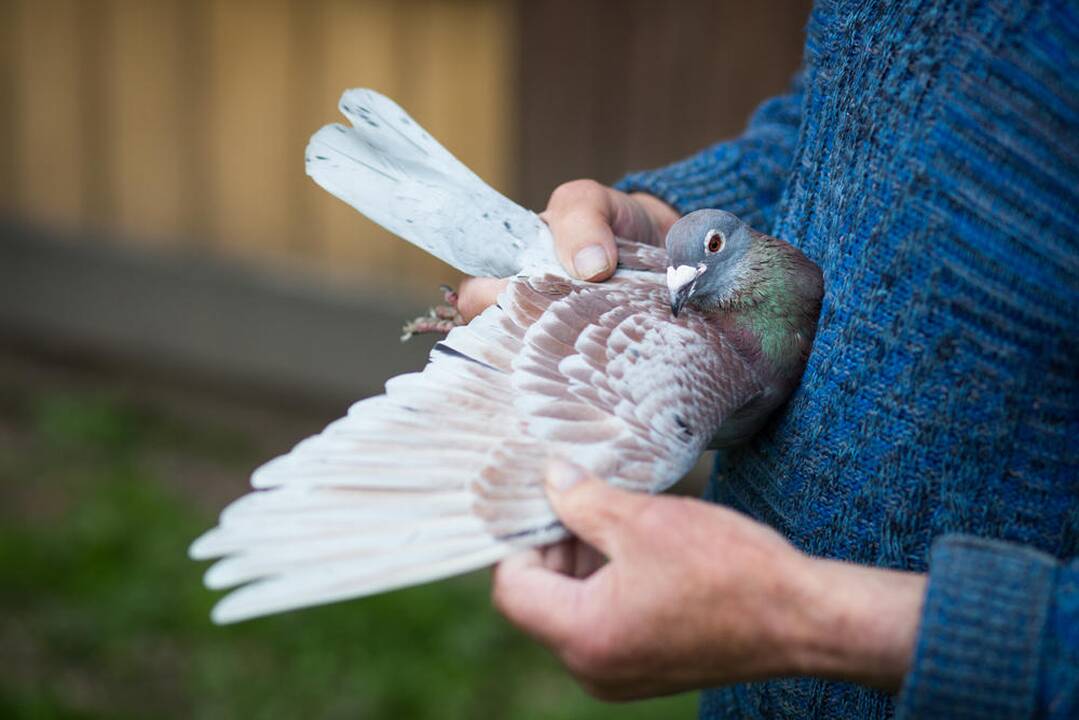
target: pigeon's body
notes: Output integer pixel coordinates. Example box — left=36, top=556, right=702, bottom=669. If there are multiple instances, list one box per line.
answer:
left=190, top=89, right=823, bottom=623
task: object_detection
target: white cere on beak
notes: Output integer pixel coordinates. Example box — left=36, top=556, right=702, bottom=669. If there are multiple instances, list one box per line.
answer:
left=666, top=263, right=707, bottom=296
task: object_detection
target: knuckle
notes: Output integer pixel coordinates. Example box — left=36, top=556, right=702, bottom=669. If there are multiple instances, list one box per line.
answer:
left=629, top=496, right=686, bottom=536
left=457, top=298, right=480, bottom=322
left=562, top=500, right=616, bottom=547
left=455, top=284, right=486, bottom=321
left=590, top=503, right=624, bottom=538
left=548, top=178, right=606, bottom=209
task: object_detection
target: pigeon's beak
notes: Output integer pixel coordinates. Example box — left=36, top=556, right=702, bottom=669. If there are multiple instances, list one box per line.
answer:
left=669, top=285, right=692, bottom=318
left=666, top=264, right=706, bottom=318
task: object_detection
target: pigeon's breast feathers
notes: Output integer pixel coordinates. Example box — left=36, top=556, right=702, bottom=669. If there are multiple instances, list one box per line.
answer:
left=734, top=234, right=823, bottom=379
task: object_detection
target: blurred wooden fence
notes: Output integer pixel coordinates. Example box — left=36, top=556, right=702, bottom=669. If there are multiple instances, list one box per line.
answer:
left=515, top=0, right=810, bottom=210
left=0, top=0, right=809, bottom=399
left=1, top=0, right=515, bottom=295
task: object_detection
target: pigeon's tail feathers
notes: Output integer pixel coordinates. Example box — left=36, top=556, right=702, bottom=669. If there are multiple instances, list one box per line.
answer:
left=306, top=88, right=558, bottom=278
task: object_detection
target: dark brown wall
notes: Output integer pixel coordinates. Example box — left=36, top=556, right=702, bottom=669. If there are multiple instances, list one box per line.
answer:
left=516, top=0, right=811, bottom=210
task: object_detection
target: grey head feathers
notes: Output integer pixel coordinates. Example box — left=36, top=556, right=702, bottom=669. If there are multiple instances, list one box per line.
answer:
left=664, top=209, right=756, bottom=316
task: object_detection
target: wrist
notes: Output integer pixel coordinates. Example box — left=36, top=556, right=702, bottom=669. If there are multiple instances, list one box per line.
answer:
left=782, top=556, right=927, bottom=692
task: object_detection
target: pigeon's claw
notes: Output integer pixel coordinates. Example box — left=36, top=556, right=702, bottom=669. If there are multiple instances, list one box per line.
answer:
left=401, top=285, right=466, bottom=341
left=439, top=284, right=459, bottom=307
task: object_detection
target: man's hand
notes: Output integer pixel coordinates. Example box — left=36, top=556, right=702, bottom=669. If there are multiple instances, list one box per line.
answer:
left=492, top=460, right=928, bottom=701
left=456, top=181, right=679, bottom=322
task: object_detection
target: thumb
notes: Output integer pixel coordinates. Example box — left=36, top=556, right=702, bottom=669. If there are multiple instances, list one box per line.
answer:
left=542, top=180, right=621, bottom=282
left=545, top=207, right=618, bottom=282
left=545, top=458, right=643, bottom=557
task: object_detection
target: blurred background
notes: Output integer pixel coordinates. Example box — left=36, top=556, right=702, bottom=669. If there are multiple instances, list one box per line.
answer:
left=0, top=0, right=808, bottom=717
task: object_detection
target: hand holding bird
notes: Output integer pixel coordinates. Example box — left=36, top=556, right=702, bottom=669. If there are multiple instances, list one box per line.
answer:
left=456, top=179, right=681, bottom=320
left=493, top=459, right=927, bottom=698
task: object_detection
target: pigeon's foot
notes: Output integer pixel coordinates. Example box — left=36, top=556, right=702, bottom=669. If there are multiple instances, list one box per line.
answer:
left=401, top=285, right=466, bottom=341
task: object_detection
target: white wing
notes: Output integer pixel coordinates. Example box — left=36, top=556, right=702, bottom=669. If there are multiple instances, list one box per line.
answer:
left=305, top=88, right=560, bottom=277
left=190, top=249, right=764, bottom=624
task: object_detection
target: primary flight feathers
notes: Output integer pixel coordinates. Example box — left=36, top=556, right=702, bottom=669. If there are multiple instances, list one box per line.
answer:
left=190, top=89, right=823, bottom=624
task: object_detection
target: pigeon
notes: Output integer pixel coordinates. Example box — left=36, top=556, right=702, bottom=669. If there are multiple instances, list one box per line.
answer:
left=189, top=89, right=824, bottom=624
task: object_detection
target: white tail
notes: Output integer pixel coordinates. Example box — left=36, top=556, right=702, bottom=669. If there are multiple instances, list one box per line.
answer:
left=305, top=88, right=557, bottom=277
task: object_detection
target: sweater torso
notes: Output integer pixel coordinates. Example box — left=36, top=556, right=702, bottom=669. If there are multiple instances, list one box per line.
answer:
left=636, top=1, right=1079, bottom=717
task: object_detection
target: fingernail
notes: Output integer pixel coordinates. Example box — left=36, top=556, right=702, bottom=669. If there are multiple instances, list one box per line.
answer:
left=573, top=245, right=610, bottom=280
left=547, top=457, right=586, bottom=492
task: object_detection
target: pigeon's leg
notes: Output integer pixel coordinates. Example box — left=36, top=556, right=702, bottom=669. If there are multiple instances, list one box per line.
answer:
left=401, top=285, right=466, bottom=341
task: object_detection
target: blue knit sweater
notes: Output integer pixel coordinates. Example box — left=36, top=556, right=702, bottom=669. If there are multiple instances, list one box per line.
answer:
left=615, top=1, right=1078, bottom=717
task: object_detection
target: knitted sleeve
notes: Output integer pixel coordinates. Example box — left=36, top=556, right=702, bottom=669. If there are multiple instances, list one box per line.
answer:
left=613, top=72, right=804, bottom=232
left=896, top=535, right=1079, bottom=719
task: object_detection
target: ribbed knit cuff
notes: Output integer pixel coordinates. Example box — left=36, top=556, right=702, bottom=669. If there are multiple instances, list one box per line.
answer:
left=895, top=534, right=1056, bottom=720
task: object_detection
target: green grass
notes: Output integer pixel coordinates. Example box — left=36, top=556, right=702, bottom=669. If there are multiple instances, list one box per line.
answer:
left=0, top=375, right=698, bottom=719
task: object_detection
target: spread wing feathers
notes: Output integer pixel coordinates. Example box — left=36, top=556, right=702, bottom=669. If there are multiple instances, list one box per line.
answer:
left=305, top=88, right=558, bottom=278
left=191, top=250, right=763, bottom=623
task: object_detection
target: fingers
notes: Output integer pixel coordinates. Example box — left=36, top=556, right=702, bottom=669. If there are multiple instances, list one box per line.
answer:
left=544, top=180, right=619, bottom=281
left=456, top=183, right=675, bottom=323
left=544, top=458, right=645, bottom=558
left=457, top=181, right=677, bottom=321
left=491, top=549, right=582, bottom=648
left=456, top=277, right=509, bottom=322
left=543, top=181, right=683, bottom=281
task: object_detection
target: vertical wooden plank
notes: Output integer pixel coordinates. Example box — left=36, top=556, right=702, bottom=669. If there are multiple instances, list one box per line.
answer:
left=0, top=0, right=17, bottom=213
left=621, top=1, right=674, bottom=173
left=105, top=0, right=186, bottom=248
left=206, top=0, right=296, bottom=265
left=10, top=0, right=86, bottom=230
left=284, top=0, right=323, bottom=262
left=432, top=0, right=514, bottom=195
left=387, top=0, right=465, bottom=288
left=78, top=0, right=112, bottom=231
left=517, top=0, right=810, bottom=211
left=315, top=0, right=402, bottom=289
left=379, top=0, right=515, bottom=291
left=423, top=0, right=515, bottom=289
left=516, top=0, right=607, bottom=210
left=176, top=0, right=213, bottom=246
left=583, top=1, right=634, bottom=184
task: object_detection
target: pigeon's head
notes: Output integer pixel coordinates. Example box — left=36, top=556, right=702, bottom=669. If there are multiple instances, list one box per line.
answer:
left=664, top=209, right=754, bottom=317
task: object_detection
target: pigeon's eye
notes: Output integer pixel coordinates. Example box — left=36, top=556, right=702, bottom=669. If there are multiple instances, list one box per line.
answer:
left=705, top=230, right=725, bottom=254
